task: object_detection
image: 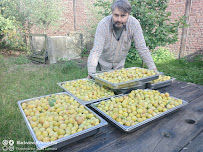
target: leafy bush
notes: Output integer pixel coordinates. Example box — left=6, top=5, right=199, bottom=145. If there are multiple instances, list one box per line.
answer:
left=1, top=0, right=64, bottom=32
left=152, top=47, right=175, bottom=62
left=1, top=0, right=64, bottom=51
left=0, top=14, right=26, bottom=50
left=130, top=0, right=186, bottom=50
left=126, top=43, right=142, bottom=63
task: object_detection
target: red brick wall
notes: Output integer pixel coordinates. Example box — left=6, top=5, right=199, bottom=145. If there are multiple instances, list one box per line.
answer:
left=31, top=0, right=93, bottom=35
left=186, top=0, right=203, bottom=55
left=31, top=0, right=203, bottom=56
left=166, top=0, right=186, bottom=56
left=166, top=0, right=203, bottom=56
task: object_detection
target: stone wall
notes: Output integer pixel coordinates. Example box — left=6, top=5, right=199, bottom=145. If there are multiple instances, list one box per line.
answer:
left=31, top=32, right=93, bottom=64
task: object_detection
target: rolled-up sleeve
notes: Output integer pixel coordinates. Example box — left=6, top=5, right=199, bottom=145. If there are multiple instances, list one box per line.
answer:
left=87, top=22, right=106, bottom=74
left=132, top=20, right=156, bottom=70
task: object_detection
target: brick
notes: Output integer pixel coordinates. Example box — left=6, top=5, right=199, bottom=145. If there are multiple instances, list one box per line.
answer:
left=30, top=0, right=202, bottom=55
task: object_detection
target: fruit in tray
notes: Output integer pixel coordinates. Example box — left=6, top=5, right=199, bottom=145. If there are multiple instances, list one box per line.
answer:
left=62, top=79, right=115, bottom=101
left=22, top=94, right=100, bottom=142
left=95, top=89, right=182, bottom=126
left=97, top=68, right=156, bottom=83
left=150, top=75, right=171, bottom=83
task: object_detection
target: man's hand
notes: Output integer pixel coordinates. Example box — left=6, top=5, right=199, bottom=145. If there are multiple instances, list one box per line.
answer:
left=87, top=75, right=92, bottom=79
left=153, top=68, right=159, bottom=74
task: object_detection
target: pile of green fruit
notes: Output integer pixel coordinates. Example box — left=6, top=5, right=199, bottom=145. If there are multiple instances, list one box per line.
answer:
left=22, top=94, right=100, bottom=142
left=97, top=68, right=156, bottom=83
left=62, top=79, right=115, bottom=101
left=151, top=75, right=171, bottom=83
left=95, top=89, right=182, bottom=126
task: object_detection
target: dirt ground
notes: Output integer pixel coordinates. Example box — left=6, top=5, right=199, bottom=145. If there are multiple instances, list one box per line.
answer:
left=0, top=49, right=26, bottom=57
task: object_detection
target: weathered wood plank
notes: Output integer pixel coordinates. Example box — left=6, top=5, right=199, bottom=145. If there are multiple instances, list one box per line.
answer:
left=150, top=95, right=203, bottom=152
left=180, top=131, right=203, bottom=152
left=159, top=81, right=203, bottom=102
left=158, top=81, right=191, bottom=94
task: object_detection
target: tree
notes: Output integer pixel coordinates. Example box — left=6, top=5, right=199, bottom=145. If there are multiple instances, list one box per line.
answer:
left=130, top=0, right=186, bottom=50
left=0, top=0, right=65, bottom=50
left=1, top=0, right=65, bottom=33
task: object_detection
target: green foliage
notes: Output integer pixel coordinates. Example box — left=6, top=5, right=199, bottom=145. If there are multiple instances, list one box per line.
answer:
left=126, top=47, right=175, bottom=64
left=193, top=55, right=203, bottom=67
left=93, top=0, right=112, bottom=17
left=0, top=14, right=26, bottom=50
left=80, top=47, right=89, bottom=57
left=125, top=56, right=203, bottom=85
left=126, top=43, right=141, bottom=63
left=0, top=14, right=15, bottom=39
left=1, top=0, right=64, bottom=32
left=0, top=23, right=26, bottom=50
left=62, top=60, right=79, bottom=74
left=0, top=0, right=64, bottom=51
left=84, top=0, right=112, bottom=35
left=151, top=47, right=174, bottom=62
left=130, top=0, right=187, bottom=50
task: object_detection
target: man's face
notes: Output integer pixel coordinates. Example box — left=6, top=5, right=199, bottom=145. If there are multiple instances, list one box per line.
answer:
left=112, top=7, right=129, bottom=28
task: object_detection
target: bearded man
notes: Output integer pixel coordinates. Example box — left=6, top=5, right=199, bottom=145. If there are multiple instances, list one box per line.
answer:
left=87, top=0, right=157, bottom=77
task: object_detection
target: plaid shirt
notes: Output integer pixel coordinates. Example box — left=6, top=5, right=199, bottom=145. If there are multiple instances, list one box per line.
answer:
left=87, top=15, right=156, bottom=74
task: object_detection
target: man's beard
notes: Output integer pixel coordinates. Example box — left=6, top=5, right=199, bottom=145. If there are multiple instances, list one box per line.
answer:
left=114, top=22, right=124, bottom=28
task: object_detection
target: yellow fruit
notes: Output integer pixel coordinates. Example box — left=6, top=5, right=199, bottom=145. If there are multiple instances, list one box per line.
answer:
left=43, top=121, right=49, bottom=129
left=60, top=124, right=66, bottom=130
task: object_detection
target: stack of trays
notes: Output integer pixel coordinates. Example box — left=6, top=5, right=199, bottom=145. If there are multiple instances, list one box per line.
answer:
left=146, top=77, right=176, bottom=89
left=111, top=84, right=146, bottom=95
left=17, top=92, right=108, bottom=150
left=90, top=67, right=176, bottom=92
left=89, top=67, right=160, bottom=90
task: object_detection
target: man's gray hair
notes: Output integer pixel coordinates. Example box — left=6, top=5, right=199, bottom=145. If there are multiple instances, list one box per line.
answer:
left=111, top=0, right=131, bottom=14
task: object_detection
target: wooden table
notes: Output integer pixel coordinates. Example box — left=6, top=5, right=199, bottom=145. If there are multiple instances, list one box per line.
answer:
left=56, top=81, right=203, bottom=152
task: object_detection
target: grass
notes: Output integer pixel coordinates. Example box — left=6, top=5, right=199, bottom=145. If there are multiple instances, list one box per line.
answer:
left=0, top=54, right=202, bottom=151
left=0, top=55, right=88, bottom=151
left=125, top=58, right=203, bottom=85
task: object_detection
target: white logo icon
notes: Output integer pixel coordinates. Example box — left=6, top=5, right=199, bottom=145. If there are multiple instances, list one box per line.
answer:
left=9, top=140, right=14, bottom=146
left=2, top=140, right=8, bottom=146
left=2, top=140, right=15, bottom=151
left=2, top=146, right=8, bottom=151
left=8, top=146, right=14, bottom=151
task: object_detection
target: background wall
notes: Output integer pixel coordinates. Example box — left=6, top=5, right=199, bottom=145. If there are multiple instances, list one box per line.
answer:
left=31, top=0, right=203, bottom=57
left=166, top=0, right=203, bottom=57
